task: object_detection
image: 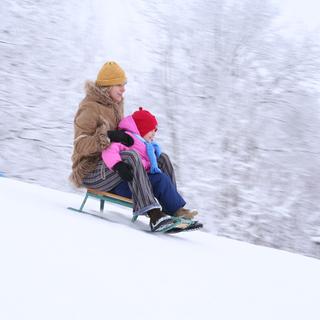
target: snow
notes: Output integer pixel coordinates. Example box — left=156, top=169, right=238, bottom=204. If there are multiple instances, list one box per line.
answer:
left=1, top=177, right=320, bottom=320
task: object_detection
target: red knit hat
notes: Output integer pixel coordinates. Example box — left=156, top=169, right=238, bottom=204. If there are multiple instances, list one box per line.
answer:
left=132, top=107, right=158, bottom=137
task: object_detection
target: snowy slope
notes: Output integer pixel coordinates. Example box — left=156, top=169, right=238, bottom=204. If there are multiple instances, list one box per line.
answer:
left=0, top=178, right=319, bottom=320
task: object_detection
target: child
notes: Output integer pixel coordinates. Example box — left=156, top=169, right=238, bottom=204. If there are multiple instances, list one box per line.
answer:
left=102, top=107, right=201, bottom=232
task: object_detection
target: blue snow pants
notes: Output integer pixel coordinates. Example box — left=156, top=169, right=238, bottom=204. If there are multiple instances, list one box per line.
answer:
left=111, top=172, right=186, bottom=215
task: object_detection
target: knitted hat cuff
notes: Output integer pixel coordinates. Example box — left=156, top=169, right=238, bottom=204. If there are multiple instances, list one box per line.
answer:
left=95, top=77, right=127, bottom=86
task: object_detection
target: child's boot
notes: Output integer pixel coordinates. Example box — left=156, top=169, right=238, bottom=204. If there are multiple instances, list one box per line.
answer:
left=148, top=209, right=190, bottom=232
left=174, top=207, right=198, bottom=219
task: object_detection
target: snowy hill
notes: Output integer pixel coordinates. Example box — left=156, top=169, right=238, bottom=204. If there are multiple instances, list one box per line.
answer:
left=1, top=178, right=319, bottom=320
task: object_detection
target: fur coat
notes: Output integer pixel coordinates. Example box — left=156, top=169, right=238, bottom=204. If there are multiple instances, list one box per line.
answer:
left=70, top=81, right=124, bottom=187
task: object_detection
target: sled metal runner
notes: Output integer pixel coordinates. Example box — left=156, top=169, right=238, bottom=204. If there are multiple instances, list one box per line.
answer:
left=68, top=188, right=137, bottom=221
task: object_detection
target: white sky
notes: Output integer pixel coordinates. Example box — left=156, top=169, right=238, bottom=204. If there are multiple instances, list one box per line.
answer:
left=274, top=0, right=320, bottom=31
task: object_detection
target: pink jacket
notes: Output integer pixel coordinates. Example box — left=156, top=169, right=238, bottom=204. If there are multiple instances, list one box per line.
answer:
left=102, top=115, right=152, bottom=171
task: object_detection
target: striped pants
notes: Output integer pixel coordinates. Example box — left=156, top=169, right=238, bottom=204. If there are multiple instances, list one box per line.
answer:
left=82, top=151, right=178, bottom=215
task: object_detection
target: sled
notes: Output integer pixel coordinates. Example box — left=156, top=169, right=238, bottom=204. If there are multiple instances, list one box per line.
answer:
left=68, top=188, right=137, bottom=221
left=68, top=189, right=202, bottom=233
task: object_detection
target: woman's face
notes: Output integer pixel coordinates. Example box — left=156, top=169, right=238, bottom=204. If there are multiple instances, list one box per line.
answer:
left=109, top=84, right=126, bottom=102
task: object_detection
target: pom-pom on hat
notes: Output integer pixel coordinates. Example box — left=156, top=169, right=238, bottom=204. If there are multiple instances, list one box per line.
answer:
left=95, top=61, right=127, bottom=87
left=132, top=107, right=158, bottom=137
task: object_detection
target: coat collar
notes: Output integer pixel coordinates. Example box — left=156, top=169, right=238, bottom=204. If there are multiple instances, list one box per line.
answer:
left=84, top=80, right=124, bottom=109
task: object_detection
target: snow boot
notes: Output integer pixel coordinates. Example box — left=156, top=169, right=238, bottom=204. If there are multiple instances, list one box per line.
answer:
left=149, top=209, right=192, bottom=233
left=174, top=207, right=198, bottom=220
left=165, top=219, right=203, bottom=234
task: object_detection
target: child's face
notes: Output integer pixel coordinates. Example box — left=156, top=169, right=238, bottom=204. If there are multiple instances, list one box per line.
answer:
left=143, top=128, right=157, bottom=142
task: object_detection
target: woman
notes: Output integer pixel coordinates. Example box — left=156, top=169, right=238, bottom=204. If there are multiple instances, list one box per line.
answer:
left=70, top=61, right=201, bottom=233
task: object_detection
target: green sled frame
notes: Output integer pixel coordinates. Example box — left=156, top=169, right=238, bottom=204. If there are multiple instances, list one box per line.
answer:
left=68, top=188, right=138, bottom=222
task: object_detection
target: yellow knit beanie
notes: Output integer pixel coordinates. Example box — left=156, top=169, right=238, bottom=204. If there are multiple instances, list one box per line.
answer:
left=95, top=61, right=127, bottom=87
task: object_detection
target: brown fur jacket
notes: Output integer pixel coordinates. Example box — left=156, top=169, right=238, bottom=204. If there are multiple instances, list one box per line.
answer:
left=70, top=81, right=124, bottom=187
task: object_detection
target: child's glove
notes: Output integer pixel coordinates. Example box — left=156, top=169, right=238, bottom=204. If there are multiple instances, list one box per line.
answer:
left=107, top=130, right=134, bottom=147
left=113, top=161, right=133, bottom=181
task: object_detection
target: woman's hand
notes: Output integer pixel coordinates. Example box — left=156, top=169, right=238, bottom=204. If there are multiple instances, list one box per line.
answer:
left=113, top=161, right=133, bottom=181
left=107, top=130, right=134, bottom=147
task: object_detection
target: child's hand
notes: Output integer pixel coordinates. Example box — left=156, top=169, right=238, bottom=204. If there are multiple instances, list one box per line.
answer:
left=113, top=161, right=133, bottom=181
